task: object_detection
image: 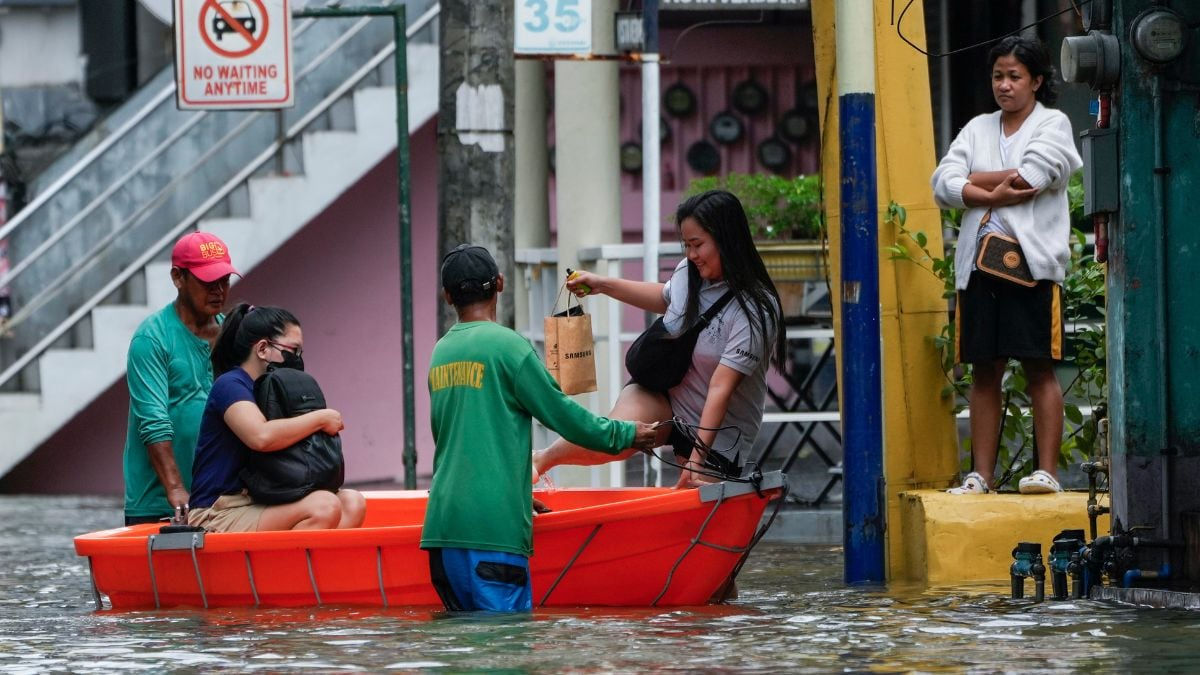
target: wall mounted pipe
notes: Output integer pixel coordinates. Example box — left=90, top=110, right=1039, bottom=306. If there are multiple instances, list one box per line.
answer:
left=1123, top=564, right=1171, bottom=588
left=1152, top=75, right=1171, bottom=542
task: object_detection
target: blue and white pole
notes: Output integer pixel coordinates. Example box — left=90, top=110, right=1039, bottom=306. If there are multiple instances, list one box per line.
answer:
left=836, top=0, right=885, bottom=584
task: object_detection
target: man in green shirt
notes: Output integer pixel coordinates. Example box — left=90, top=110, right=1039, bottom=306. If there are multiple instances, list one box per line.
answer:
left=123, top=232, right=239, bottom=525
left=421, top=244, right=657, bottom=612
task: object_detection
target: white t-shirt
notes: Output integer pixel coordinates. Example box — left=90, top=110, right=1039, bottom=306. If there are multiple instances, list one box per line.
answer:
left=978, top=118, right=1027, bottom=240
left=661, top=260, right=776, bottom=466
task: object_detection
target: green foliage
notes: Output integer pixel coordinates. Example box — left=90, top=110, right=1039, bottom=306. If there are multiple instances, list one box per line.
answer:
left=686, top=173, right=824, bottom=240
left=885, top=172, right=1107, bottom=488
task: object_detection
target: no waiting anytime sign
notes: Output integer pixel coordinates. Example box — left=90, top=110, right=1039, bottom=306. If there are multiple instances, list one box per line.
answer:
left=174, top=0, right=294, bottom=109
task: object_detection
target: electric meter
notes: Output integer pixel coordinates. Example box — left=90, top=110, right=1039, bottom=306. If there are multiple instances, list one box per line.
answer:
left=1061, top=31, right=1121, bottom=89
left=1130, top=8, right=1187, bottom=64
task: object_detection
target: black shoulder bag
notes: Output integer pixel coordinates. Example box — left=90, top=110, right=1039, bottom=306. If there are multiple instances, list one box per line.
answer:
left=240, top=367, right=345, bottom=505
left=625, top=291, right=735, bottom=392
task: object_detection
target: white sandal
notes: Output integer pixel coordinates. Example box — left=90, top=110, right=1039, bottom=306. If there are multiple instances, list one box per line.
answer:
left=947, top=471, right=990, bottom=495
left=1018, top=469, right=1062, bottom=494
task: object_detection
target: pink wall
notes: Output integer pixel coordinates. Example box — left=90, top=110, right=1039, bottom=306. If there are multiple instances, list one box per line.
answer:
left=0, top=121, right=441, bottom=495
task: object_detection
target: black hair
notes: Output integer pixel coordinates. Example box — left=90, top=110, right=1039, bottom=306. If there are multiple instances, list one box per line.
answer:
left=676, top=190, right=787, bottom=370
left=211, top=303, right=300, bottom=376
left=987, top=35, right=1057, bottom=106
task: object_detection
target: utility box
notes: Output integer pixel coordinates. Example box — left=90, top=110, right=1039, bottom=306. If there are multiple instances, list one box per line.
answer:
left=1081, top=126, right=1119, bottom=216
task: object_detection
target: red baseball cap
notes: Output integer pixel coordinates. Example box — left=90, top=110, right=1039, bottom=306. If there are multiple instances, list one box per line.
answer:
left=171, top=232, right=240, bottom=282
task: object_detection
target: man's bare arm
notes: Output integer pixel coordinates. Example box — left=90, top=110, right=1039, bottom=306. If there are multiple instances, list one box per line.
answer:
left=146, top=440, right=189, bottom=511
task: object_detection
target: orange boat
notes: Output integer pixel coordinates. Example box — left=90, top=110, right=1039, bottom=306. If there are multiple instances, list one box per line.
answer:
left=75, top=472, right=785, bottom=610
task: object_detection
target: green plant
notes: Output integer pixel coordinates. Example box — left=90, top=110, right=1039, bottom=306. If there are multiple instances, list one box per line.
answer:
left=685, top=173, right=824, bottom=240
left=884, top=172, right=1106, bottom=488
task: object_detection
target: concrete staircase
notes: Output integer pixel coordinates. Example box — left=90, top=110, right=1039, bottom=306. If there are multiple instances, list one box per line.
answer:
left=0, top=43, right=438, bottom=480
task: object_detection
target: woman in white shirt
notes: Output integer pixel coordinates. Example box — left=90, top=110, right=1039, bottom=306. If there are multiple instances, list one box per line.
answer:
left=931, top=35, right=1082, bottom=495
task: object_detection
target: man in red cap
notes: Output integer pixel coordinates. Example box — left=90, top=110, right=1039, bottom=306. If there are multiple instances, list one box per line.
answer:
left=122, top=232, right=240, bottom=525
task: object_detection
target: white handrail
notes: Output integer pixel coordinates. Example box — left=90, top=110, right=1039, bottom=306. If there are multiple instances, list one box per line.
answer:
left=0, top=14, right=374, bottom=292
left=0, top=18, right=320, bottom=244
left=0, top=4, right=441, bottom=390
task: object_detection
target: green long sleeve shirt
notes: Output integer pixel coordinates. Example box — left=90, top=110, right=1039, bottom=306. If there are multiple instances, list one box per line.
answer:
left=420, top=321, right=635, bottom=557
left=122, top=303, right=216, bottom=518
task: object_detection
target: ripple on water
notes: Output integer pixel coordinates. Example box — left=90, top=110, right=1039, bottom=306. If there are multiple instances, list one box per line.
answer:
left=5, top=495, right=1200, bottom=671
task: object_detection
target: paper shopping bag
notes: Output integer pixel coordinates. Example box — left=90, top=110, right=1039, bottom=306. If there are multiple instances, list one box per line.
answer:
left=544, top=300, right=597, bottom=395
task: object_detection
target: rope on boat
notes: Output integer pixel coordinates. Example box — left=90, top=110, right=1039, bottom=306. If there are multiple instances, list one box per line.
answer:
left=539, top=524, right=603, bottom=607
left=376, top=547, right=389, bottom=608
left=189, top=538, right=209, bottom=609
left=651, top=471, right=791, bottom=605
left=244, top=552, right=260, bottom=607
left=652, top=483, right=727, bottom=607
left=87, top=557, right=104, bottom=611
left=643, top=418, right=773, bottom=496
left=146, top=536, right=160, bottom=609
left=146, top=531, right=209, bottom=609
left=711, top=473, right=790, bottom=603
left=305, top=549, right=322, bottom=606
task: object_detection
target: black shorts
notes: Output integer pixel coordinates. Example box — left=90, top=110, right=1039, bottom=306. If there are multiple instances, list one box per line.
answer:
left=956, top=271, right=1064, bottom=364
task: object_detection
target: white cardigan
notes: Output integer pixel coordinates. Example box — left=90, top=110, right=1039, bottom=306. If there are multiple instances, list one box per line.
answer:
left=931, top=102, right=1082, bottom=290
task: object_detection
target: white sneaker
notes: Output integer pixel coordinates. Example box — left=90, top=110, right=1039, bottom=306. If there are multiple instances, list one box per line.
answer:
left=1018, top=469, right=1063, bottom=494
left=947, top=471, right=990, bottom=495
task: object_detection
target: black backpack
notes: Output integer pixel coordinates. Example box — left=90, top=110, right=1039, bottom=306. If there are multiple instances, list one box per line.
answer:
left=239, top=367, right=345, bottom=505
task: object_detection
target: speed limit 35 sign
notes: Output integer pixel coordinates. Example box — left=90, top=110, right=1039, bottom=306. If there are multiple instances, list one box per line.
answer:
left=174, top=0, right=294, bottom=109
left=515, top=0, right=592, bottom=55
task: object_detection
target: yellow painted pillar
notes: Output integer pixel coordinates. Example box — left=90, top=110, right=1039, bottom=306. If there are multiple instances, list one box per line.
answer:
left=811, top=0, right=959, bottom=580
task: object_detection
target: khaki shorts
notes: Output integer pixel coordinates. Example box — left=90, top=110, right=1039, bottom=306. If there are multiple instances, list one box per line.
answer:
left=188, top=491, right=267, bottom=533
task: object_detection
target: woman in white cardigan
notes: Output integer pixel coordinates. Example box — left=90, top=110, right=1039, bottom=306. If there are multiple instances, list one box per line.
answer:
left=931, top=35, right=1082, bottom=495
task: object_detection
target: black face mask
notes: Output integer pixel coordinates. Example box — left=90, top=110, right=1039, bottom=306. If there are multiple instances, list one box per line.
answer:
left=272, top=349, right=305, bottom=372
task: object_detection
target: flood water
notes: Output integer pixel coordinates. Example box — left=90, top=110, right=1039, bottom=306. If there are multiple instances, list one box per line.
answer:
left=3, top=495, right=1200, bottom=672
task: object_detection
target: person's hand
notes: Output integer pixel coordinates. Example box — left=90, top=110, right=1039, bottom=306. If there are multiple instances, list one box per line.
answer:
left=532, top=497, right=552, bottom=514
left=165, top=485, right=190, bottom=511
left=566, top=269, right=602, bottom=297
left=631, top=421, right=659, bottom=450
left=319, top=409, right=345, bottom=435
left=673, top=461, right=720, bottom=489
left=988, top=173, right=1038, bottom=207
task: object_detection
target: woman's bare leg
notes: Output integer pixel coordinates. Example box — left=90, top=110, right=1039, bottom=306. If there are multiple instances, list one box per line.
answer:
left=969, top=359, right=1006, bottom=486
left=1022, top=358, right=1063, bottom=479
left=257, top=490, right=342, bottom=531
left=336, top=489, right=367, bottom=528
left=534, top=383, right=673, bottom=474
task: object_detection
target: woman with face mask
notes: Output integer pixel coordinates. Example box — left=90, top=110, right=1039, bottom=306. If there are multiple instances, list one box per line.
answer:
left=932, top=35, right=1082, bottom=495
left=187, top=303, right=366, bottom=532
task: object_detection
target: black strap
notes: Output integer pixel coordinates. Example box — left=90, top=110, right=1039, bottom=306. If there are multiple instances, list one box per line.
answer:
left=696, top=291, right=735, bottom=329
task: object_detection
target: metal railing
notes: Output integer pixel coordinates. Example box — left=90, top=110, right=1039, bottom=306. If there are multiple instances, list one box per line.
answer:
left=0, top=3, right=440, bottom=391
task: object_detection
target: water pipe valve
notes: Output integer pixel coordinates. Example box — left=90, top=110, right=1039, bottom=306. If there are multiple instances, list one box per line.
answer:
left=1010, top=542, right=1046, bottom=603
left=1049, top=530, right=1086, bottom=600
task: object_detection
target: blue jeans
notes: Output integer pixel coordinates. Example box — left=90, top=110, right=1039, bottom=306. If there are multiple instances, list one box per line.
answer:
left=427, top=547, right=532, bottom=612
